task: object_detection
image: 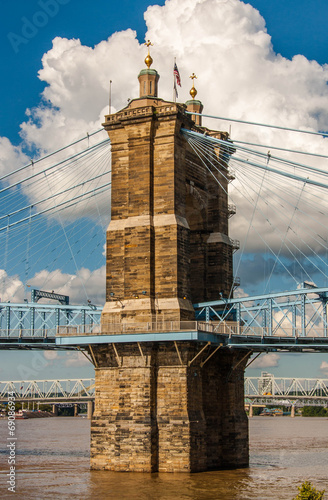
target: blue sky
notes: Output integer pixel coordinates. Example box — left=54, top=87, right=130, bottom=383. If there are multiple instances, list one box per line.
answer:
left=1, top=0, right=166, bottom=142
left=2, top=0, right=328, bottom=144
left=249, top=0, right=328, bottom=65
left=1, top=0, right=328, bottom=380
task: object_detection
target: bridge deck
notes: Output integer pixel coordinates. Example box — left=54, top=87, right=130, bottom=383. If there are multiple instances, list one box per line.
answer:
left=1, top=288, right=327, bottom=351
left=55, top=330, right=328, bottom=352
left=2, top=329, right=328, bottom=351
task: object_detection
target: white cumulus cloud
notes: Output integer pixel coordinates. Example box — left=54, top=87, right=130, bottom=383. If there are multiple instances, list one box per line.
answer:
left=250, top=352, right=280, bottom=368
left=1, top=266, right=105, bottom=305
left=2, top=0, right=328, bottom=297
left=0, top=137, right=29, bottom=178
left=43, top=351, right=61, bottom=360
left=3, top=0, right=328, bottom=175
left=0, top=270, right=25, bottom=303
left=64, top=351, right=91, bottom=367
left=320, top=361, right=328, bottom=376
left=28, top=266, right=106, bottom=305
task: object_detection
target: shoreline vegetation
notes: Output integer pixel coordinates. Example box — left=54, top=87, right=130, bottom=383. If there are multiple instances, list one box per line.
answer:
left=293, top=481, right=325, bottom=500
left=248, top=406, right=328, bottom=417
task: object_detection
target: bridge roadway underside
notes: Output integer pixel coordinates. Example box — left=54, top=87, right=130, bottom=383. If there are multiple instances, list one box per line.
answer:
left=2, top=330, right=328, bottom=352
left=56, top=330, right=328, bottom=352
left=0, top=340, right=73, bottom=350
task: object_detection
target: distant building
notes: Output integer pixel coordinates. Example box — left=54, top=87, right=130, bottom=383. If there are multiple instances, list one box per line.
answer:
left=259, top=371, right=274, bottom=395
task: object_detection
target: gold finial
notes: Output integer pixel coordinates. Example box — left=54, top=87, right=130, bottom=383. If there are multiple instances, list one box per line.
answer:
left=189, top=73, right=198, bottom=99
left=144, top=40, right=153, bottom=69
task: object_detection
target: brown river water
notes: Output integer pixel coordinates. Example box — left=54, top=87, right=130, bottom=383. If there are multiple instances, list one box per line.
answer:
left=1, top=416, right=328, bottom=499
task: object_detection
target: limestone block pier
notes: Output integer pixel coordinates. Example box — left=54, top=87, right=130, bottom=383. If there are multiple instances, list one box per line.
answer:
left=89, top=46, right=249, bottom=472
left=90, top=342, right=249, bottom=472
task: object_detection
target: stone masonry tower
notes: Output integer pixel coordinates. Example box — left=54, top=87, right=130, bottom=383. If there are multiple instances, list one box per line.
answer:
left=90, top=44, right=249, bottom=472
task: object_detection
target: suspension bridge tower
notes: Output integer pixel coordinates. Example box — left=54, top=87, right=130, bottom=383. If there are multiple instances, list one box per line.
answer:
left=90, top=44, right=249, bottom=472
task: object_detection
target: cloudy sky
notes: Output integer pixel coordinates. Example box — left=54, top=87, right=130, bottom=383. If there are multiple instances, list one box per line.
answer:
left=1, top=0, right=328, bottom=380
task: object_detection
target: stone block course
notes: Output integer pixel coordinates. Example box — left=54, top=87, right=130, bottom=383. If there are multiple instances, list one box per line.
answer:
left=90, top=342, right=249, bottom=472
left=102, top=98, right=234, bottom=329
left=91, top=85, right=246, bottom=472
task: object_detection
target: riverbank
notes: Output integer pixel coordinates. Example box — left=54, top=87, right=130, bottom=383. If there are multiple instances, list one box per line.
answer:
left=0, top=410, right=55, bottom=419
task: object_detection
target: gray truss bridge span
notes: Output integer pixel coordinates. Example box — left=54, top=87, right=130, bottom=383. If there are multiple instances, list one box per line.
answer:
left=0, top=378, right=95, bottom=403
left=245, top=375, right=328, bottom=407
left=1, top=376, right=327, bottom=408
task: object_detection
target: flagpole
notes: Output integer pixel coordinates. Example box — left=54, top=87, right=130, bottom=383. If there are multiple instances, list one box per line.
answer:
left=173, top=57, right=176, bottom=103
left=109, top=80, right=112, bottom=114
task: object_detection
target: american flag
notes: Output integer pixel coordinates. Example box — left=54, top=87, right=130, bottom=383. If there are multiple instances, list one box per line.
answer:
left=174, top=63, right=181, bottom=87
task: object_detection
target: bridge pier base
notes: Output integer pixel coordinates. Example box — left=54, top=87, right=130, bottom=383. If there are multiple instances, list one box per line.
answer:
left=87, top=400, right=94, bottom=420
left=90, top=342, right=249, bottom=472
left=291, top=405, right=295, bottom=418
left=52, top=404, right=58, bottom=416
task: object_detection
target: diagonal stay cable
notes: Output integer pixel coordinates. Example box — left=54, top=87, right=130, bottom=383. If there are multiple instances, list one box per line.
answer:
left=0, top=128, right=105, bottom=183
left=184, top=133, right=311, bottom=286
left=0, top=138, right=110, bottom=195
left=185, top=112, right=328, bottom=139
left=0, top=182, right=111, bottom=232
left=185, top=135, right=300, bottom=289
left=0, top=170, right=111, bottom=223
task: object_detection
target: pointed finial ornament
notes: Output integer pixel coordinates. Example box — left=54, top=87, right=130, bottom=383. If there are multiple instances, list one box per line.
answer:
left=189, top=73, right=198, bottom=99
left=144, top=40, right=154, bottom=69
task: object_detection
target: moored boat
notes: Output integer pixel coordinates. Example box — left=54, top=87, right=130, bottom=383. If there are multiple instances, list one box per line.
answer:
left=14, top=409, right=28, bottom=419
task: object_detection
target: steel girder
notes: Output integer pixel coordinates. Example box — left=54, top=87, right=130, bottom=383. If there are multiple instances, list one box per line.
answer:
left=1, top=376, right=327, bottom=407
left=0, top=378, right=95, bottom=402
left=194, top=287, right=328, bottom=338
left=0, top=302, right=102, bottom=338
left=245, top=376, right=328, bottom=398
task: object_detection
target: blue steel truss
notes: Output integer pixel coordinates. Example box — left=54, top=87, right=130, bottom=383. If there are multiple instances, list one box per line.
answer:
left=194, top=286, right=328, bottom=338
left=1, top=287, right=328, bottom=351
left=0, top=302, right=102, bottom=338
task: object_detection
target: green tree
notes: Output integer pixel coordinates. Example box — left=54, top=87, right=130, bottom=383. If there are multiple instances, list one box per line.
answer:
left=293, top=481, right=325, bottom=500
left=302, top=406, right=328, bottom=417
left=38, top=404, right=53, bottom=412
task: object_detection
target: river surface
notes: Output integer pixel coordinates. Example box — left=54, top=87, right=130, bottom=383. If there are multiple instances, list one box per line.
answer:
left=1, top=416, right=328, bottom=499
